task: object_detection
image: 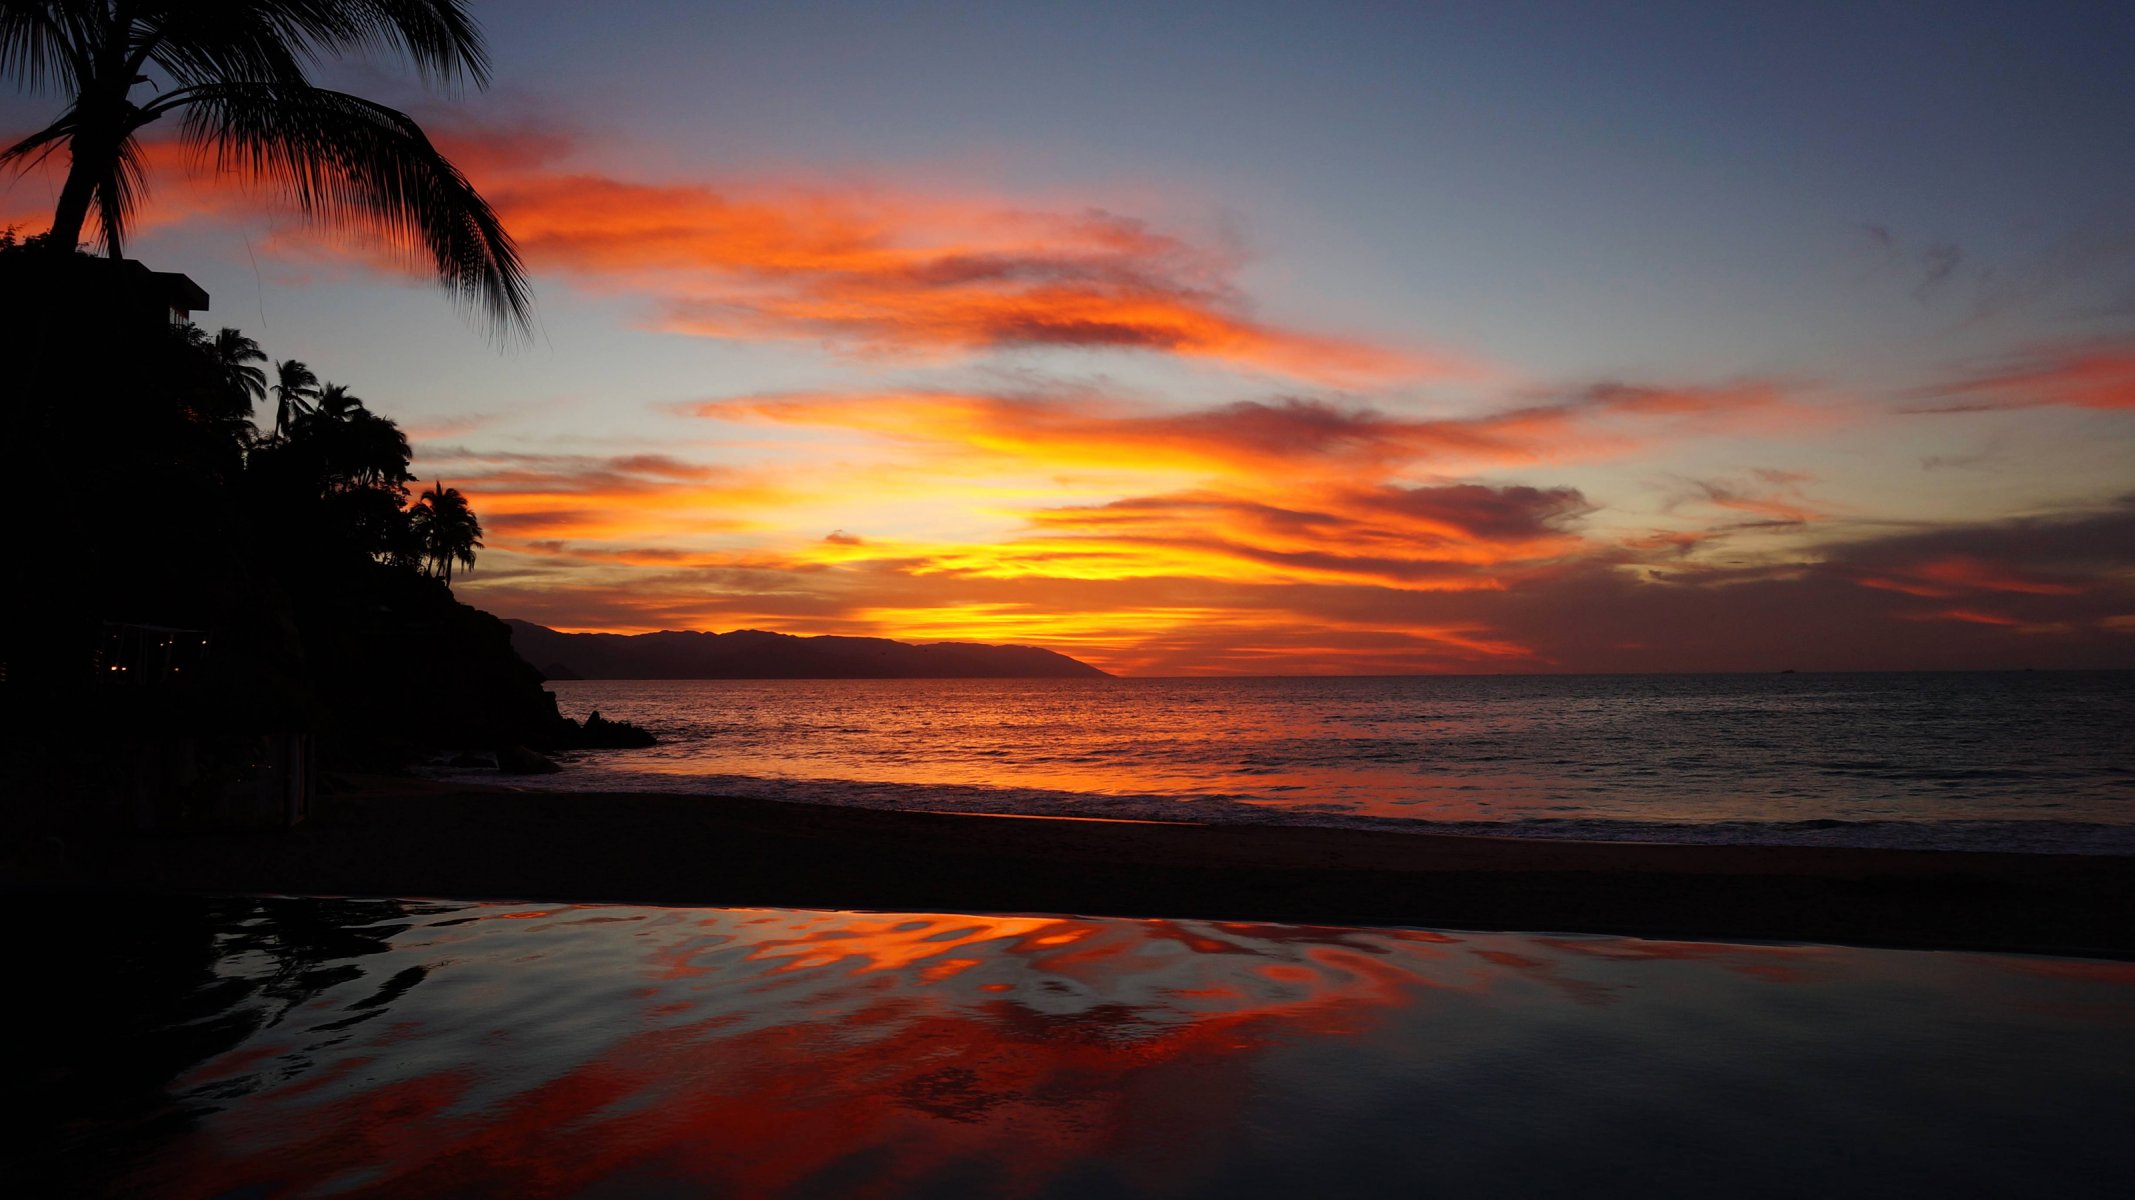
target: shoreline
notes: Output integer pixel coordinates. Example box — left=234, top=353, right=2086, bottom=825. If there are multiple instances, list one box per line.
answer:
left=8, top=778, right=2132, bottom=960
left=463, top=769, right=2135, bottom=856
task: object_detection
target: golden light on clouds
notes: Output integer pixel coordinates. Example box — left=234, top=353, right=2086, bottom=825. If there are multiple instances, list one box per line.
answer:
left=21, top=115, right=2128, bottom=673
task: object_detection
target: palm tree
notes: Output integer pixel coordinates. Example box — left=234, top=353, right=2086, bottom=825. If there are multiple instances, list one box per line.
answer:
left=299, top=380, right=410, bottom=490
left=0, top=0, right=530, bottom=331
left=269, top=357, right=316, bottom=437
left=332, top=406, right=410, bottom=490
left=172, top=321, right=266, bottom=441
left=309, top=380, right=362, bottom=422
left=211, top=327, right=267, bottom=407
left=203, top=326, right=268, bottom=432
left=408, top=479, right=479, bottom=583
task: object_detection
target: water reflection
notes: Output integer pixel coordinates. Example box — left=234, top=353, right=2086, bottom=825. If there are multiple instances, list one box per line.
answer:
left=24, top=899, right=2135, bottom=1197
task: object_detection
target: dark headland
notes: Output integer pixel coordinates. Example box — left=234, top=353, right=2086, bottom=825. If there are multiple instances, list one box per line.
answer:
left=507, top=619, right=1110, bottom=679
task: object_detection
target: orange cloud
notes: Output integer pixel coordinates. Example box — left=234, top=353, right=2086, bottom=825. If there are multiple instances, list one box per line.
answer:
left=433, top=369, right=1892, bottom=673
left=461, top=150, right=1448, bottom=382
left=475, top=480, right=1585, bottom=597
left=2, top=138, right=254, bottom=236
left=1911, top=556, right=2083, bottom=595
left=697, top=379, right=1798, bottom=478
left=1016, top=484, right=1589, bottom=586
left=15, top=114, right=2128, bottom=673
left=5, top=119, right=1448, bottom=383
left=451, top=497, right=2135, bottom=674
left=442, top=470, right=1592, bottom=672
left=1909, top=341, right=2135, bottom=413
left=1898, top=607, right=2026, bottom=627
left=1673, top=475, right=1820, bottom=527
left=412, top=448, right=787, bottom=543
left=1856, top=555, right=2082, bottom=599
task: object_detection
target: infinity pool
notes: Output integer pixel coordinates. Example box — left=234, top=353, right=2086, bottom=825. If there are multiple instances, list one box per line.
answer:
left=23, top=898, right=2134, bottom=1197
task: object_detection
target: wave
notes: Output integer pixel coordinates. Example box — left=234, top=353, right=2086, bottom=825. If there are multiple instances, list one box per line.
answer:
left=463, top=763, right=2135, bottom=856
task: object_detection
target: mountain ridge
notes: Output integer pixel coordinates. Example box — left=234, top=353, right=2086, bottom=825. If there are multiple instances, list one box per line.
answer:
left=506, top=619, right=1110, bottom=680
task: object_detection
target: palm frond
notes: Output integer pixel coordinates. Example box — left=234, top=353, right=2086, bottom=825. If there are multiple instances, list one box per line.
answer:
left=134, top=3, right=313, bottom=90
left=213, top=327, right=270, bottom=406
left=0, top=108, right=74, bottom=171
left=0, top=0, right=91, bottom=94
left=264, top=0, right=490, bottom=90
left=90, top=131, right=150, bottom=255
left=180, top=81, right=531, bottom=334
left=6, top=1, right=527, bottom=332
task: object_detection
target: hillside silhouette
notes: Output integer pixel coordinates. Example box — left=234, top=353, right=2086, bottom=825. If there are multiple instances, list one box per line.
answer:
left=508, top=621, right=1110, bottom=680
left=0, top=241, right=598, bottom=836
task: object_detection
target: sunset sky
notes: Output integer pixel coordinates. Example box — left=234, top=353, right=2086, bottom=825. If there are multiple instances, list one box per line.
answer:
left=7, top=1, right=2133, bottom=674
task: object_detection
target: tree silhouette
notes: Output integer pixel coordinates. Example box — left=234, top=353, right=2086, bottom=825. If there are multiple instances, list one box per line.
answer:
left=408, top=480, right=480, bottom=583
left=270, top=358, right=317, bottom=438
left=170, top=322, right=264, bottom=450
left=299, top=382, right=410, bottom=491
left=210, top=327, right=268, bottom=417
left=0, top=0, right=531, bottom=331
left=311, top=381, right=362, bottom=423
left=183, top=325, right=268, bottom=441
left=245, top=362, right=420, bottom=569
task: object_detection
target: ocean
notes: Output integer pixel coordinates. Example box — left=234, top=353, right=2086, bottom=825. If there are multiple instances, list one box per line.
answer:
left=507, top=671, right=2135, bottom=855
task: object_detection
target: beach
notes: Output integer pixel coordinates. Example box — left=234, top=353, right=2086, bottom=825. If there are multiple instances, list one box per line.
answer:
left=12, top=776, right=2131, bottom=959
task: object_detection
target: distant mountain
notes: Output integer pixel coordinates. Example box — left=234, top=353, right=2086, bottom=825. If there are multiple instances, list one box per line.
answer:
left=506, top=620, right=1111, bottom=680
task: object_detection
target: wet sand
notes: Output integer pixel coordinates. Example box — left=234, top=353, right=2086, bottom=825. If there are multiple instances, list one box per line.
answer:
left=9, top=778, right=2132, bottom=958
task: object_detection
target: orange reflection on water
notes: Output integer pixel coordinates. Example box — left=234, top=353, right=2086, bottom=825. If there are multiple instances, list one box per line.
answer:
left=601, top=681, right=1563, bottom=824
left=116, top=902, right=2135, bottom=1199
left=140, top=907, right=1471, bottom=1198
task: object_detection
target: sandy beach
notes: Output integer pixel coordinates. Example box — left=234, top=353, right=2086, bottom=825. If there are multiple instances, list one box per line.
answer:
left=8, top=777, right=2130, bottom=959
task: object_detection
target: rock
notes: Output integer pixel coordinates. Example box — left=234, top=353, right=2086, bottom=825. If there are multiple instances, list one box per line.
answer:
left=577, top=710, right=656, bottom=749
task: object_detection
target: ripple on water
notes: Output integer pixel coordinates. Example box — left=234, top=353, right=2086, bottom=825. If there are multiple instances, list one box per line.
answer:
left=465, top=673, right=2135, bottom=854
left=22, top=897, right=2135, bottom=1197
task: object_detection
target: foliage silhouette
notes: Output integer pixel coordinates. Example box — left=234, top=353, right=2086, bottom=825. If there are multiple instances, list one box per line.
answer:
left=0, top=251, right=588, bottom=835
left=0, top=0, right=531, bottom=332
left=269, top=357, right=318, bottom=439
left=170, top=323, right=267, bottom=445
left=408, top=479, right=480, bottom=582
left=206, top=325, right=267, bottom=436
left=210, top=327, right=268, bottom=408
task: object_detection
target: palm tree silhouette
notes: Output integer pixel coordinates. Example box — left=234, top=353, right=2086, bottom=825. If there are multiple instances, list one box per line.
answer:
left=173, top=321, right=267, bottom=442
left=308, top=381, right=362, bottom=423
left=270, top=358, right=318, bottom=438
left=408, top=480, right=480, bottom=583
left=0, top=0, right=530, bottom=330
left=299, top=381, right=410, bottom=490
left=286, top=381, right=414, bottom=558
left=209, top=326, right=268, bottom=425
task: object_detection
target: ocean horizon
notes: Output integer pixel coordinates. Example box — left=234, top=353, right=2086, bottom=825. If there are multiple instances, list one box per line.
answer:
left=466, top=670, right=2135, bottom=856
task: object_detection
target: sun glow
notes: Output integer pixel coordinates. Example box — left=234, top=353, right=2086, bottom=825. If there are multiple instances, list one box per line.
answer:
left=29, top=100, right=2128, bottom=673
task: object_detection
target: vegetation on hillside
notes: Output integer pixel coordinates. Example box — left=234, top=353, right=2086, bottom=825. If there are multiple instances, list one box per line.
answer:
left=0, top=229, right=573, bottom=772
